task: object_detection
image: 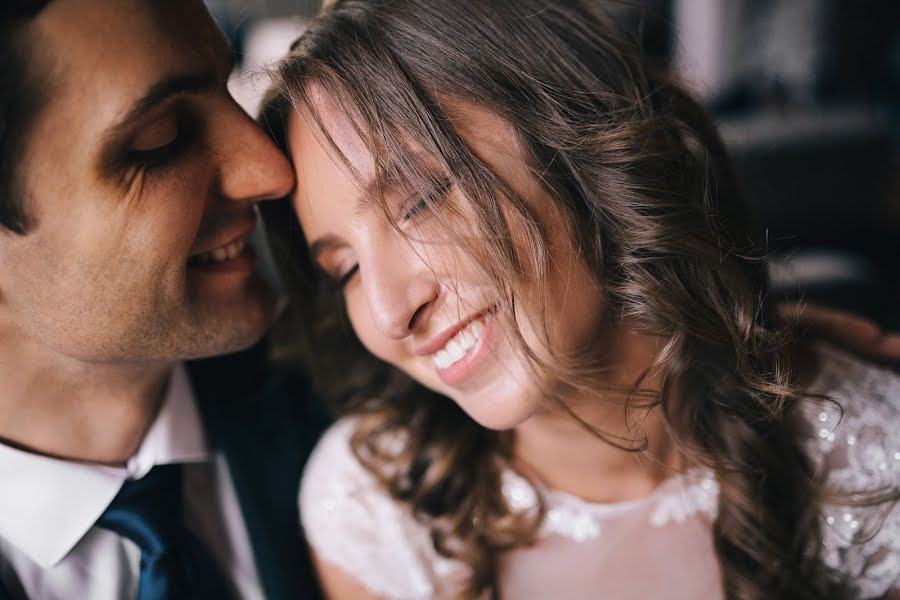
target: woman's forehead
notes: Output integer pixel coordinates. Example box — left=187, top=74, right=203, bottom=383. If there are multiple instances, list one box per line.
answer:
left=289, top=84, right=375, bottom=178
left=290, top=85, right=526, bottom=185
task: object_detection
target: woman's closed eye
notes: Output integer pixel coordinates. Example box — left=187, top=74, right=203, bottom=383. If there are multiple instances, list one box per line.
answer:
left=337, top=264, right=359, bottom=288
left=316, top=255, right=359, bottom=290
left=401, top=177, right=454, bottom=221
left=319, top=177, right=453, bottom=290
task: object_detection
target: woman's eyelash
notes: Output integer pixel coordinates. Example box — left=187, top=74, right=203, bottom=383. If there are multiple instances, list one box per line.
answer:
left=325, top=178, right=452, bottom=291
left=338, top=264, right=359, bottom=288
left=402, top=177, right=453, bottom=220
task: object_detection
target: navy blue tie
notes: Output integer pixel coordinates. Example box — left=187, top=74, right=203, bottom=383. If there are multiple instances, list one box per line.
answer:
left=97, top=464, right=230, bottom=600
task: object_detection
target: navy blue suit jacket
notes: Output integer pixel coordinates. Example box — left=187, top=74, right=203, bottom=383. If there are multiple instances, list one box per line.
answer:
left=189, top=340, right=328, bottom=600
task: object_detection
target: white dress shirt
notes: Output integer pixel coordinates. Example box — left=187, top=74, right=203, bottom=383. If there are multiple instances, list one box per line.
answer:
left=0, top=365, right=265, bottom=600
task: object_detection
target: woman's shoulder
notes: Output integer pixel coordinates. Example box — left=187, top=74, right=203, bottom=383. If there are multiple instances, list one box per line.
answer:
left=298, top=416, right=405, bottom=554
left=799, top=344, right=900, bottom=598
left=299, top=416, right=466, bottom=599
left=800, top=343, right=899, bottom=485
left=300, top=417, right=372, bottom=498
left=805, top=341, right=900, bottom=412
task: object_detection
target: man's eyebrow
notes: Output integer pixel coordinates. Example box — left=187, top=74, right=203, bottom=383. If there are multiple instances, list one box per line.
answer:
left=105, top=71, right=221, bottom=138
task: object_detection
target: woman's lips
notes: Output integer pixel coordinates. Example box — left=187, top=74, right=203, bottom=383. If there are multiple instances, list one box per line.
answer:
left=414, top=307, right=493, bottom=357
left=432, top=310, right=498, bottom=386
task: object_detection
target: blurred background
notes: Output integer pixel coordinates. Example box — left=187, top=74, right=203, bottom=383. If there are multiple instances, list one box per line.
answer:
left=214, top=0, right=900, bottom=331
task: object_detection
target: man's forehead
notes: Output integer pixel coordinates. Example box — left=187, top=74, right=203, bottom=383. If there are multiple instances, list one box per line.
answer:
left=29, top=0, right=229, bottom=119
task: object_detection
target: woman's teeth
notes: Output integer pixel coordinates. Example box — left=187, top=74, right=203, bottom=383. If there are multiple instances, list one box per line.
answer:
left=432, top=318, right=485, bottom=370
left=193, top=239, right=246, bottom=265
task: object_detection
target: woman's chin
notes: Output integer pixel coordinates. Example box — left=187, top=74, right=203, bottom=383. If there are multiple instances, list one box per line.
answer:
left=454, top=394, right=541, bottom=431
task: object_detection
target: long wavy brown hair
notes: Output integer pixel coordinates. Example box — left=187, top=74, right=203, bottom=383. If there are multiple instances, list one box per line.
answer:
left=259, top=1, right=893, bottom=598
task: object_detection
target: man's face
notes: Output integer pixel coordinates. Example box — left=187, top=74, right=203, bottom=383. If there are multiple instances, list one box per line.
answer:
left=0, top=0, right=293, bottom=363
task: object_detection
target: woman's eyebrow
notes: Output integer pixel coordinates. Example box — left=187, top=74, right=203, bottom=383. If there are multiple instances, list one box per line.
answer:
left=308, top=235, right=342, bottom=262
left=352, top=171, right=404, bottom=216
left=304, top=176, right=405, bottom=260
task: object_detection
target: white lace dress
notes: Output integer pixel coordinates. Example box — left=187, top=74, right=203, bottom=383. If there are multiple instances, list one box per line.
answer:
left=299, top=345, right=900, bottom=599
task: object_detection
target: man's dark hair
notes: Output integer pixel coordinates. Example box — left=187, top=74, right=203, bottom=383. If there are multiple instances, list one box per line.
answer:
left=1, top=0, right=54, bottom=234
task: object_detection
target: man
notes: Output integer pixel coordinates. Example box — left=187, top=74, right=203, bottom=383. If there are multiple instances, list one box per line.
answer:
left=0, top=1, right=324, bottom=598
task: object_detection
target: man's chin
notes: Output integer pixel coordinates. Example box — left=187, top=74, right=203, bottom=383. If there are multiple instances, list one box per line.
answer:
left=175, top=324, right=269, bottom=363
left=217, top=326, right=269, bottom=356
left=183, top=293, right=278, bottom=360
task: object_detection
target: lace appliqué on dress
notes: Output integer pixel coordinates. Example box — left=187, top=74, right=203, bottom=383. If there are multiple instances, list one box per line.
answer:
left=798, top=345, right=900, bottom=599
left=649, top=472, right=718, bottom=526
left=501, top=468, right=719, bottom=541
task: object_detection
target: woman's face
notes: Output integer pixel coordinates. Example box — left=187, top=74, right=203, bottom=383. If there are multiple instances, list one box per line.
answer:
left=288, top=92, right=605, bottom=430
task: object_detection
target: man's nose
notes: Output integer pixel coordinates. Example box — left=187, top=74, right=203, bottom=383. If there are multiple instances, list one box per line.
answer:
left=213, top=104, right=294, bottom=204
left=362, top=242, right=440, bottom=340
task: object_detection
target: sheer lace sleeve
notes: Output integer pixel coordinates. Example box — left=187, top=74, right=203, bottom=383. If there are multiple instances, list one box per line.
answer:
left=802, top=345, right=900, bottom=598
left=299, top=418, right=466, bottom=599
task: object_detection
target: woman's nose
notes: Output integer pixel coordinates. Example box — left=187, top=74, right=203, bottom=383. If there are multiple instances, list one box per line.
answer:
left=362, top=245, right=439, bottom=339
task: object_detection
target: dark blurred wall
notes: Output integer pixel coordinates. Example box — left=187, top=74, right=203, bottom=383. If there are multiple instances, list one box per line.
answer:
left=209, top=0, right=319, bottom=19
left=218, top=0, right=900, bottom=325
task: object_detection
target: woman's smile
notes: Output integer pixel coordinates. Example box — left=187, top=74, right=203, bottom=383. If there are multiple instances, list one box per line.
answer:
left=416, top=306, right=498, bottom=385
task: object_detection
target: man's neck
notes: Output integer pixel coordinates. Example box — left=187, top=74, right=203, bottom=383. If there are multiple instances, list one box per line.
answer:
left=0, top=336, right=175, bottom=466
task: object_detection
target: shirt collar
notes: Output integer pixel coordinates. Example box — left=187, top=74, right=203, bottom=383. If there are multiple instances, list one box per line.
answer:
left=0, top=364, right=209, bottom=568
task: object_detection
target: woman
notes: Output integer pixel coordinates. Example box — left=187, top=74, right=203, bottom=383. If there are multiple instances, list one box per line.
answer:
left=260, top=1, right=899, bottom=598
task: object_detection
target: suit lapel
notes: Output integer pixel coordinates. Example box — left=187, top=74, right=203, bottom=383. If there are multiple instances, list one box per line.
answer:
left=189, top=342, right=326, bottom=600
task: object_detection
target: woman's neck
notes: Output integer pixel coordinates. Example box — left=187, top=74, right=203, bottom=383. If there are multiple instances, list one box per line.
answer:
left=512, top=329, right=686, bottom=504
